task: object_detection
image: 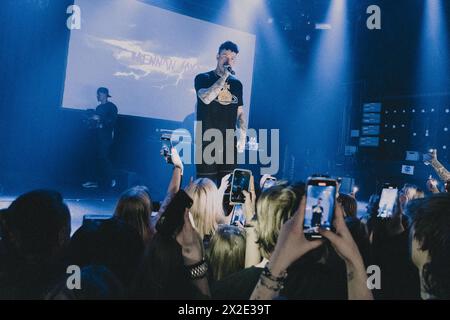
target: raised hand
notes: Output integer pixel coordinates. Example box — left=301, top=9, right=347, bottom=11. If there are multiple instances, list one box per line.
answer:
left=319, top=202, right=363, bottom=266
left=423, top=148, right=437, bottom=164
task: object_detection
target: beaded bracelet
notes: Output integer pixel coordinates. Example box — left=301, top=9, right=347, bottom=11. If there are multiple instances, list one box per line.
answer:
left=259, top=274, right=285, bottom=291
left=262, top=263, right=288, bottom=282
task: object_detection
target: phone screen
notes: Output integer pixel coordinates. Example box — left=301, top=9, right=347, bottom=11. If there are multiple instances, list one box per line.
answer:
left=304, top=179, right=337, bottom=238
left=161, top=135, right=173, bottom=162
left=230, top=169, right=251, bottom=204
left=230, top=204, right=246, bottom=226
left=377, top=187, right=398, bottom=218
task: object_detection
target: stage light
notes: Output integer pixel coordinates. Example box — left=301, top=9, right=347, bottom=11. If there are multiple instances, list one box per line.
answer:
left=413, top=132, right=417, bottom=136
left=315, top=23, right=332, bottom=30
left=444, top=127, right=448, bottom=132
left=219, top=0, right=266, bottom=32
left=443, top=145, right=447, bottom=150
left=416, top=0, right=449, bottom=93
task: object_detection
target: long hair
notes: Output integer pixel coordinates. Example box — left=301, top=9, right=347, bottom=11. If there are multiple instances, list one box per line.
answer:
left=130, top=234, right=200, bottom=299
left=114, top=186, right=153, bottom=245
left=185, top=178, right=224, bottom=239
left=255, top=185, right=298, bottom=259
left=208, top=224, right=246, bottom=282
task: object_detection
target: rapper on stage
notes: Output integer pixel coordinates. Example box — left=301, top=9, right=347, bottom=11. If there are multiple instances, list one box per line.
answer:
left=194, top=41, right=247, bottom=184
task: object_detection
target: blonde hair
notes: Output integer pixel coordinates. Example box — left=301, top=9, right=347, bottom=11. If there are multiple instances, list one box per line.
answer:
left=402, top=184, right=425, bottom=200
left=256, top=185, right=298, bottom=259
left=209, top=224, right=246, bottom=281
left=185, top=178, right=224, bottom=239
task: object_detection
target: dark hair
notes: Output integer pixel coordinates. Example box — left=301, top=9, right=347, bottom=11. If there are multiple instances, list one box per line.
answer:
left=218, top=41, right=239, bottom=54
left=5, top=190, right=70, bottom=260
left=114, top=186, right=154, bottom=245
left=408, top=194, right=450, bottom=299
left=338, top=193, right=357, bottom=218
left=66, top=217, right=144, bottom=288
left=345, top=216, right=370, bottom=266
left=130, top=234, right=201, bottom=299
left=290, top=181, right=306, bottom=210
left=47, top=265, right=124, bottom=300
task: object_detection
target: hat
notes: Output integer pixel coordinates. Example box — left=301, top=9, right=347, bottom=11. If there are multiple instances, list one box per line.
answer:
left=97, top=87, right=112, bottom=98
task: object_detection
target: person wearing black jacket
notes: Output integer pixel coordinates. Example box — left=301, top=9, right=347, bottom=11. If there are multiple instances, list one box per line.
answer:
left=82, top=87, right=118, bottom=189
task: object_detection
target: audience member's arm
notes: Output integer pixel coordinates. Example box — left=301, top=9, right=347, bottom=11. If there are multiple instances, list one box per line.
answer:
left=158, top=148, right=183, bottom=216
left=425, top=149, right=450, bottom=182
left=250, top=197, right=323, bottom=300
left=242, top=175, right=257, bottom=226
left=242, top=177, right=260, bottom=267
left=176, top=209, right=210, bottom=297
left=319, top=203, right=373, bottom=300
left=426, top=176, right=441, bottom=194
left=244, top=226, right=261, bottom=268
left=217, top=174, right=231, bottom=220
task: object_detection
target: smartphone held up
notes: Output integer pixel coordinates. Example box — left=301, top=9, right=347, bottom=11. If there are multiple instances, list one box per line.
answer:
left=377, top=183, right=398, bottom=218
left=229, top=169, right=252, bottom=205
left=303, top=177, right=337, bottom=240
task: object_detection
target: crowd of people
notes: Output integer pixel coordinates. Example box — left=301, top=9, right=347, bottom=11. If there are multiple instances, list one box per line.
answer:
left=0, top=148, right=449, bottom=300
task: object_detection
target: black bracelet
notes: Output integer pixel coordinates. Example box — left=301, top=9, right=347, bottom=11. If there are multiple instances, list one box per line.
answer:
left=262, top=262, right=288, bottom=282
left=260, top=274, right=284, bottom=291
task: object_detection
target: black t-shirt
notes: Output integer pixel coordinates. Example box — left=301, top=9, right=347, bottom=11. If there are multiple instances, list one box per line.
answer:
left=195, top=71, right=243, bottom=135
left=95, top=101, right=118, bottom=132
left=211, top=266, right=261, bottom=300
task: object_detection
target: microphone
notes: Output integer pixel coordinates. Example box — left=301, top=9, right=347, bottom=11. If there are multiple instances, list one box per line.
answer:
left=224, top=64, right=235, bottom=75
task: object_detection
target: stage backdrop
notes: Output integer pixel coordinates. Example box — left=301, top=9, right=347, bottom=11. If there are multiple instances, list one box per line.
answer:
left=62, top=0, right=256, bottom=122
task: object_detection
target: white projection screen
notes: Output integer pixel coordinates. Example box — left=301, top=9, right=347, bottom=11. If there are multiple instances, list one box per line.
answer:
left=62, top=0, right=256, bottom=122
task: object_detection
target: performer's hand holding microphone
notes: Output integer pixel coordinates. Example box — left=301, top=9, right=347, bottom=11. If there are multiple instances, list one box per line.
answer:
left=224, top=64, right=235, bottom=76
left=221, top=63, right=235, bottom=80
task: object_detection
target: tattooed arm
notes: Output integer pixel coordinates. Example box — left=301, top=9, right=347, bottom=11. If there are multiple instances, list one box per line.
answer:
left=431, top=159, right=450, bottom=182
left=424, top=149, right=450, bottom=182
left=197, top=72, right=229, bottom=105
left=345, top=257, right=373, bottom=300
left=236, top=106, right=247, bottom=152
